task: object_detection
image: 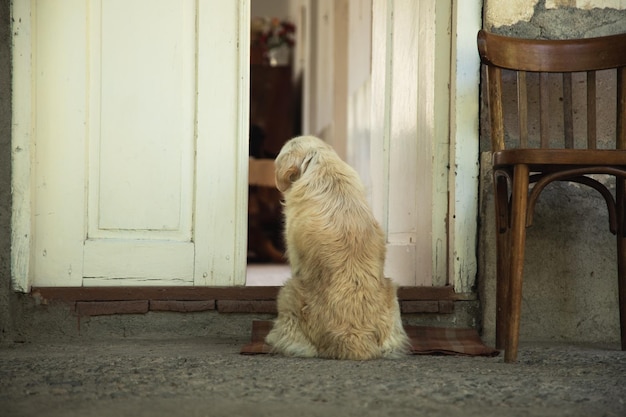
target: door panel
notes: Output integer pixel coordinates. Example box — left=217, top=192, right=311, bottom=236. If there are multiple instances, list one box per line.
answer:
left=89, top=0, right=196, bottom=240
left=87, top=0, right=195, bottom=241
left=83, top=240, right=194, bottom=285
left=88, top=0, right=196, bottom=241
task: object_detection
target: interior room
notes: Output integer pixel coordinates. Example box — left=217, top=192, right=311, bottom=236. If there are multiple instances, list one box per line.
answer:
left=246, top=0, right=302, bottom=286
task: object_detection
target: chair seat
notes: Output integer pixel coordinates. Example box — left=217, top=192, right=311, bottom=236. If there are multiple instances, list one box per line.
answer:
left=493, top=149, right=626, bottom=168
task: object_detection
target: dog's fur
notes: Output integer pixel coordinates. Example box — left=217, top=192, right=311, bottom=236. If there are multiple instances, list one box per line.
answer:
left=265, top=136, right=410, bottom=360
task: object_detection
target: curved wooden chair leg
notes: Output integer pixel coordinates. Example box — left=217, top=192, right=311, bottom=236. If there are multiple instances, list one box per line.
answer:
left=505, top=164, right=530, bottom=363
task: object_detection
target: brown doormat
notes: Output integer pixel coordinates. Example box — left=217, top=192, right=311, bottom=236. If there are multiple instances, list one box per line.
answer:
left=240, top=320, right=500, bottom=357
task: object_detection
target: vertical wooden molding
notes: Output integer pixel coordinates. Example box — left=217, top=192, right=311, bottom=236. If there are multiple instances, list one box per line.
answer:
left=235, top=0, right=251, bottom=285
left=449, top=0, right=482, bottom=292
left=370, top=0, right=392, bottom=237
left=195, top=0, right=249, bottom=286
left=426, top=0, right=452, bottom=286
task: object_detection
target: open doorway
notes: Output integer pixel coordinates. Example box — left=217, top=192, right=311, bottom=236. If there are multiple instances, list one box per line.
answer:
left=244, top=0, right=463, bottom=288
left=246, top=0, right=304, bottom=286
left=246, top=0, right=354, bottom=285
left=245, top=0, right=361, bottom=286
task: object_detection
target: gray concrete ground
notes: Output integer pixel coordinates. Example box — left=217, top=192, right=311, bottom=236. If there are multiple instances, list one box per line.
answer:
left=1, top=320, right=625, bottom=417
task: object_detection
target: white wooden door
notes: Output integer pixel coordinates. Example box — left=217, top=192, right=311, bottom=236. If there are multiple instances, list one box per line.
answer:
left=368, top=0, right=452, bottom=286
left=364, top=0, right=481, bottom=290
left=15, top=0, right=249, bottom=288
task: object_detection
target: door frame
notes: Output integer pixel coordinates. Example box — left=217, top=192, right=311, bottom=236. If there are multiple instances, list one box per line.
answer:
left=11, top=0, right=482, bottom=293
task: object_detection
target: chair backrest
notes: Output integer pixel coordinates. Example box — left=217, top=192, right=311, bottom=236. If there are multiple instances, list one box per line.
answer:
left=477, top=30, right=626, bottom=152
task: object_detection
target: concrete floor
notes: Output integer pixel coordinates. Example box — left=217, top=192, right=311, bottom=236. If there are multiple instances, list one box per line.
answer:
left=1, top=327, right=625, bottom=417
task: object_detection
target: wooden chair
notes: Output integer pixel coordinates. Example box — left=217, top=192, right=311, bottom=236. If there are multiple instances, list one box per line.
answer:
left=477, top=30, right=626, bottom=362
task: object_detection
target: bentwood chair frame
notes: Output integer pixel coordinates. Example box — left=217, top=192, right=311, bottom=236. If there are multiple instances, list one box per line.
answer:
left=477, top=30, right=626, bottom=362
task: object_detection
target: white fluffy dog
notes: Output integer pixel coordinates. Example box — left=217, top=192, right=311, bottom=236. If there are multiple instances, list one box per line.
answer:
left=265, top=136, right=410, bottom=360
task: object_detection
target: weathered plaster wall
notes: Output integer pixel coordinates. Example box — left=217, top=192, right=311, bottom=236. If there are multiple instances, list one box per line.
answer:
left=486, top=0, right=626, bottom=29
left=479, top=0, right=626, bottom=345
left=0, top=0, right=13, bottom=341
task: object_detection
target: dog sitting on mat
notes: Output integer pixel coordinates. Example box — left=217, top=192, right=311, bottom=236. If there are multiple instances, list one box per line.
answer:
left=265, top=136, right=410, bottom=360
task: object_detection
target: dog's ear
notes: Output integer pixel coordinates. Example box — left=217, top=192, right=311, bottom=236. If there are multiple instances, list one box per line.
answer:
left=275, top=150, right=315, bottom=192
left=275, top=163, right=298, bottom=192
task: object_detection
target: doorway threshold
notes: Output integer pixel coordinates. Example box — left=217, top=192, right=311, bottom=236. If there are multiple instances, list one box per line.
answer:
left=246, top=263, right=291, bottom=286
left=30, top=285, right=474, bottom=316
